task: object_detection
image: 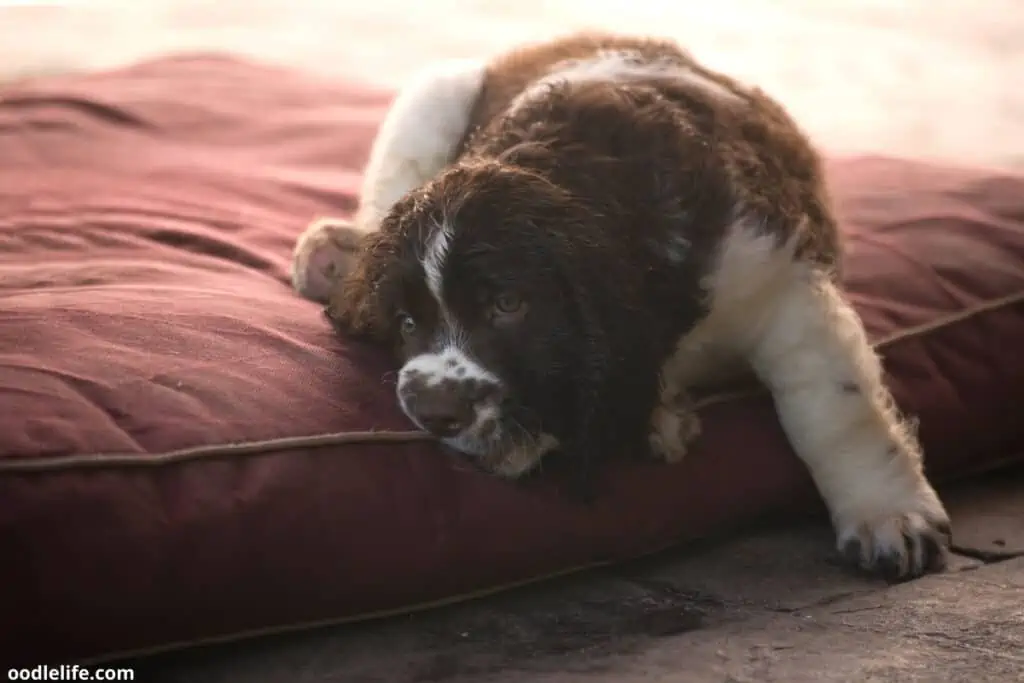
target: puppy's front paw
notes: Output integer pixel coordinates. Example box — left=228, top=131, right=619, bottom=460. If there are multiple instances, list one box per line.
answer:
left=648, top=391, right=701, bottom=464
left=835, top=482, right=951, bottom=582
left=291, top=217, right=364, bottom=303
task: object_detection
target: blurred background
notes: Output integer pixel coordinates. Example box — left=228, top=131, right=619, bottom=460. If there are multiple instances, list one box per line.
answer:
left=1, top=0, right=1022, bottom=168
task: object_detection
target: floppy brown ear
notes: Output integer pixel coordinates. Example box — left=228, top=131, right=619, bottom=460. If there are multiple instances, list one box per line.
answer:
left=323, top=228, right=400, bottom=343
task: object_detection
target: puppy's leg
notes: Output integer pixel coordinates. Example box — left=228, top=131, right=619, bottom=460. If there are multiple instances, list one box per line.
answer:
left=291, top=217, right=364, bottom=304
left=648, top=381, right=700, bottom=464
left=292, top=59, right=486, bottom=302
left=740, top=246, right=950, bottom=581
left=353, top=58, right=487, bottom=233
left=649, top=318, right=754, bottom=463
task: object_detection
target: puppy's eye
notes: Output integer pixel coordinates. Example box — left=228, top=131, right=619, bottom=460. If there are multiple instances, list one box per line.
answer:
left=397, top=313, right=417, bottom=338
left=491, top=292, right=527, bottom=323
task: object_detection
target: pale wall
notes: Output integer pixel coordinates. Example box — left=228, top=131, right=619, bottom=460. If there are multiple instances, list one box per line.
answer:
left=1, top=0, right=1022, bottom=168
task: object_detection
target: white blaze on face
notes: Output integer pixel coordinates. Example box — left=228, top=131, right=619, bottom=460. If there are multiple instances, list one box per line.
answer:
left=399, top=344, right=501, bottom=393
left=394, top=226, right=506, bottom=450
left=422, top=222, right=452, bottom=310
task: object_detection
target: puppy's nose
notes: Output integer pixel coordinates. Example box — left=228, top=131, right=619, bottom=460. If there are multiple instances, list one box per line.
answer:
left=412, top=393, right=474, bottom=438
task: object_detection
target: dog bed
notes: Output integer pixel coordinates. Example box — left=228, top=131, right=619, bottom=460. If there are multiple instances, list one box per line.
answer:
left=1, top=56, right=1023, bottom=665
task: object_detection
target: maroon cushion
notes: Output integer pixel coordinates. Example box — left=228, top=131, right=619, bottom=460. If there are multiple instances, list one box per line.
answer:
left=1, top=56, right=1023, bottom=666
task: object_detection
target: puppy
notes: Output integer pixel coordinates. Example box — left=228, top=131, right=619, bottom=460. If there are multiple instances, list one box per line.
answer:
left=292, top=32, right=951, bottom=581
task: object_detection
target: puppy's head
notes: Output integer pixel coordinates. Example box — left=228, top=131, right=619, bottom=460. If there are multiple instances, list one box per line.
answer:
left=327, top=160, right=629, bottom=482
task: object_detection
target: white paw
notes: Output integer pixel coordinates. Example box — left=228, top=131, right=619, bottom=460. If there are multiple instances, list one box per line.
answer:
left=648, top=394, right=701, bottom=464
left=835, top=482, right=951, bottom=582
left=291, top=217, right=364, bottom=303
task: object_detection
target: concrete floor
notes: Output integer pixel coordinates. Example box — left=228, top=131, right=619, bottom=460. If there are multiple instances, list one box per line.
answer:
left=125, top=470, right=1024, bottom=682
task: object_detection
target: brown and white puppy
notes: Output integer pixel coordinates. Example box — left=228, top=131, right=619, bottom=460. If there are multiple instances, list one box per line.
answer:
left=292, top=32, right=951, bottom=581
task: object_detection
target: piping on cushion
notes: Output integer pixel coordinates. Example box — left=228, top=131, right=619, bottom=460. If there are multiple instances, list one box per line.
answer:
left=0, top=288, right=1022, bottom=473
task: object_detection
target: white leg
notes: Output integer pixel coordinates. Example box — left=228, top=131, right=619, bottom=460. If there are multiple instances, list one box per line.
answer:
left=746, top=264, right=950, bottom=580
left=292, top=58, right=486, bottom=302
left=692, top=218, right=950, bottom=581
left=354, top=58, right=487, bottom=232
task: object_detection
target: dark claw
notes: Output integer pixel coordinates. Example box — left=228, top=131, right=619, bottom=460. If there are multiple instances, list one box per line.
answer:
left=875, top=553, right=905, bottom=583
left=903, top=530, right=922, bottom=573
left=842, top=538, right=864, bottom=567
left=922, top=534, right=948, bottom=573
left=841, top=524, right=951, bottom=584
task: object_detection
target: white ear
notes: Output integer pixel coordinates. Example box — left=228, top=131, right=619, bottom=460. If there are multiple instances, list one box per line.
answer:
left=291, top=217, right=364, bottom=304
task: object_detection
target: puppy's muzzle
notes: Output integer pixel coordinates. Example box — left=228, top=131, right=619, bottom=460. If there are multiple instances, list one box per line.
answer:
left=402, top=384, right=477, bottom=437
left=397, top=355, right=504, bottom=439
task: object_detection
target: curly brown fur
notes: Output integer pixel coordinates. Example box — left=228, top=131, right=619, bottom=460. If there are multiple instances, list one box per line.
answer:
left=293, top=31, right=950, bottom=581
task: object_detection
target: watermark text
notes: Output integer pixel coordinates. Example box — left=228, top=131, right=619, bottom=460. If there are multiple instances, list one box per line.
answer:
left=8, top=666, right=134, bottom=681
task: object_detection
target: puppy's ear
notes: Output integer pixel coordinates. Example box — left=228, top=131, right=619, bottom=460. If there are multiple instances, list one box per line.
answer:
left=323, top=228, right=401, bottom=343
left=292, top=217, right=364, bottom=304
left=560, top=327, right=610, bottom=506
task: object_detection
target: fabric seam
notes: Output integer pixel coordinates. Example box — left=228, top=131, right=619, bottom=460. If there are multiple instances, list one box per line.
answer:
left=2, top=289, right=1023, bottom=474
